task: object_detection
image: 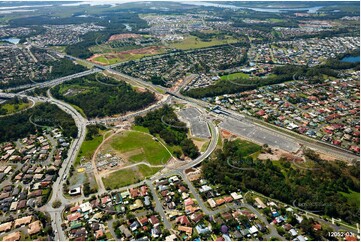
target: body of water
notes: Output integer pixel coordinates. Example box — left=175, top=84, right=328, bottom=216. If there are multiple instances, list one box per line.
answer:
left=341, top=56, right=360, bottom=63
left=181, top=1, right=323, bottom=13
left=2, top=37, right=20, bottom=44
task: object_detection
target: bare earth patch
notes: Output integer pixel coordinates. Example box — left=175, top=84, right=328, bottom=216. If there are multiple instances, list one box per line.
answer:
left=192, top=139, right=206, bottom=151
left=108, top=33, right=142, bottom=41
left=87, top=46, right=163, bottom=65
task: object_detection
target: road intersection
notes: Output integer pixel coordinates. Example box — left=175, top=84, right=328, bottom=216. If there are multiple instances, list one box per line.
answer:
left=0, top=49, right=359, bottom=240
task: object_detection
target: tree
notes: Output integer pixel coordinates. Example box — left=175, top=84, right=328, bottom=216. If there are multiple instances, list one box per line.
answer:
left=83, top=183, right=91, bottom=197
left=52, top=200, right=62, bottom=208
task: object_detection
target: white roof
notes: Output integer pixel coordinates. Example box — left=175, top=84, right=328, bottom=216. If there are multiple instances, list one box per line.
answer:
left=207, top=198, right=216, bottom=208
left=80, top=202, right=92, bottom=213
left=230, top=192, right=242, bottom=200
left=249, top=225, right=258, bottom=234
left=290, top=229, right=298, bottom=236
left=165, top=234, right=177, bottom=241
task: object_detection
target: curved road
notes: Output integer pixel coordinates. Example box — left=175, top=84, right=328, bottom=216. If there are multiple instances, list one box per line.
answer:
left=38, top=89, right=87, bottom=241
left=2, top=48, right=358, bottom=240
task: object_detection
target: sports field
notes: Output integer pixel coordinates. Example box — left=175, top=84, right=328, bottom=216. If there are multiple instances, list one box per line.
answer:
left=106, top=130, right=171, bottom=165
left=220, top=72, right=249, bottom=81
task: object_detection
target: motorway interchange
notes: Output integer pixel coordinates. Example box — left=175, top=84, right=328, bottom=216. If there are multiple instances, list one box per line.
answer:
left=0, top=48, right=359, bottom=241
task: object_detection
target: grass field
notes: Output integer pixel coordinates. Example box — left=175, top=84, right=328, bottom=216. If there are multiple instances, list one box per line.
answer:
left=75, top=134, right=103, bottom=167
left=103, top=164, right=162, bottom=189
left=108, top=131, right=171, bottom=165
left=48, top=45, right=67, bottom=53
left=92, top=53, right=151, bottom=65
left=268, top=18, right=284, bottom=23
left=201, top=141, right=210, bottom=152
left=235, top=139, right=262, bottom=156
left=340, top=190, right=360, bottom=207
left=0, top=101, right=31, bottom=115
left=70, top=104, right=87, bottom=118
left=169, top=35, right=238, bottom=50
left=132, top=125, right=150, bottom=133
left=75, top=59, right=94, bottom=69
left=220, top=72, right=249, bottom=81
left=93, top=55, right=115, bottom=64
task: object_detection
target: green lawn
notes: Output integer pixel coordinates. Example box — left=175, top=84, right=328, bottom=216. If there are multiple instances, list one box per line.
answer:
left=220, top=72, right=249, bottom=81
left=0, top=101, right=31, bottom=115
left=70, top=104, right=87, bottom=118
left=48, top=45, right=67, bottom=53
left=235, top=139, right=262, bottom=156
left=217, top=132, right=223, bottom=148
left=132, top=125, right=150, bottom=133
left=75, top=59, right=94, bottom=69
left=93, top=56, right=113, bottom=64
left=268, top=18, right=284, bottom=23
left=169, top=35, right=238, bottom=50
left=103, top=164, right=162, bottom=189
left=201, top=140, right=210, bottom=152
left=340, top=190, right=360, bottom=207
left=138, top=164, right=162, bottom=177
left=109, top=131, right=171, bottom=165
left=75, top=134, right=103, bottom=167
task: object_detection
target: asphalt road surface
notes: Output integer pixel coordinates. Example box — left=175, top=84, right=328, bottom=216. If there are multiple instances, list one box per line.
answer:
left=220, top=118, right=301, bottom=153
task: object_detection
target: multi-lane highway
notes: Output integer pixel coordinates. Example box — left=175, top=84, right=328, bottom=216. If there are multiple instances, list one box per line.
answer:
left=1, top=49, right=359, bottom=240
left=101, top=67, right=360, bottom=161
left=3, top=69, right=100, bottom=94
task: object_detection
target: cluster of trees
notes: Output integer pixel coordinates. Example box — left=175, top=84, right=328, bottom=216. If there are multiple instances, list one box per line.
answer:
left=65, top=12, right=148, bottom=58
left=46, top=58, right=87, bottom=79
left=149, top=75, right=166, bottom=86
left=202, top=140, right=360, bottom=224
left=83, top=182, right=98, bottom=197
left=0, top=103, right=77, bottom=143
left=135, top=105, right=200, bottom=159
left=190, top=31, right=216, bottom=41
left=51, top=75, right=156, bottom=118
left=183, top=68, right=292, bottom=98
left=66, top=31, right=110, bottom=59
left=27, top=87, right=48, bottom=97
left=31, top=47, right=87, bottom=81
left=85, top=124, right=106, bottom=141
left=274, top=60, right=359, bottom=78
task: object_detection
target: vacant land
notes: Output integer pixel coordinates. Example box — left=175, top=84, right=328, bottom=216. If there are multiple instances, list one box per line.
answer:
left=169, top=35, right=238, bottom=50
left=108, top=33, right=142, bottom=41
left=234, top=139, right=262, bottom=156
left=102, top=164, right=162, bottom=189
left=106, top=130, right=171, bottom=165
left=88, top=46, right=164, bottom=65
left=0, top=100, right=31, bottom=115
left=75, top=135, right=103, bottom=167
